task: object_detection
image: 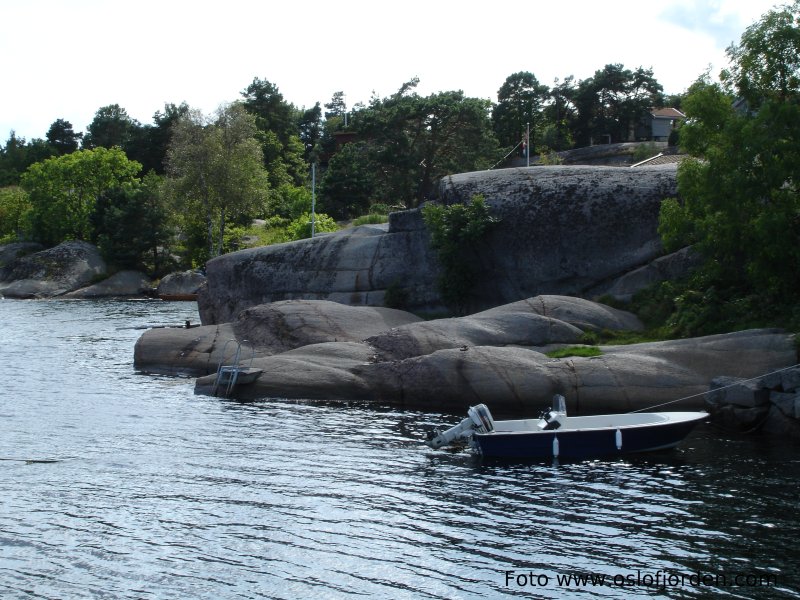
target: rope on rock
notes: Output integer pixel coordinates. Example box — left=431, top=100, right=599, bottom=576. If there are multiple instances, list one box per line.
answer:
left=627, top=363, right=800, bottom=413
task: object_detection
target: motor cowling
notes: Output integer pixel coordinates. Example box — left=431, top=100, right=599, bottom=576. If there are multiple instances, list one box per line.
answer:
left=468, top=404, right=495, bottom=433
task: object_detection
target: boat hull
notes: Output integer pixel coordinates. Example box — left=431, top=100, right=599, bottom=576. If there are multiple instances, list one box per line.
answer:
left=472, top=413, right=706, bottom=459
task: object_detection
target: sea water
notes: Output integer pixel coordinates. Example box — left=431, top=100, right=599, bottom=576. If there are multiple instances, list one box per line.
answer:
left=1, top=299, right=798, bottom=599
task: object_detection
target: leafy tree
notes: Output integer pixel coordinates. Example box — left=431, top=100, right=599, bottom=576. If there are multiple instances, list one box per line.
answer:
left=658, top=2, right=800, bottom=306
left=721, top=0, right=800, bottom=108
left=0, top=132, right=55, bottom=186
left=46, top=119, right=82, bottom=155
left=571, top=64, right=664, bottom=145
left=422, top=195, right=498, bottom=314
left=343, top=80, right=501, bottom=209
left=492, top=71, right=550, bottom=150
left=92, top=172, right=173, bottom=273
left=324, top=91, right=348, bottom=120
left=127, top=102, right=191, bottom=175
left=319, top=141, right=378, bottom=219
left=541, top=76, right=577, bottom=151
left=165, top=103, right=270, bottom=261
left=20, top=147, right=142, bottom=246
left=297, top=102, right=322, bottom=161
left=82, top=104, right=141, bottom=150
left=0, top=186, right=32, bottom=243
left=241, top=78, right=308, bottom=201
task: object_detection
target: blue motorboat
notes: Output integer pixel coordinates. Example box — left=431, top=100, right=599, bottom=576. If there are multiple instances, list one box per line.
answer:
left=425, top=396, right=707, bottom=460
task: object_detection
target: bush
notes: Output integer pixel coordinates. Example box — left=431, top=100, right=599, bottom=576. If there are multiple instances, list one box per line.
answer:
left=285, top=212, right=339, bottom=240
left=383, top=280, right=410, bottom=309
left=422, top=194, right=499, bottom=314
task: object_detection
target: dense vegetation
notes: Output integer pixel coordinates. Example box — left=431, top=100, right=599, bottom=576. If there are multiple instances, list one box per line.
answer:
left=0, top=2, right=797, bottom=340
left=652, top=0, right=800, bottom=336
left=0, top=58, right=676, bottom=274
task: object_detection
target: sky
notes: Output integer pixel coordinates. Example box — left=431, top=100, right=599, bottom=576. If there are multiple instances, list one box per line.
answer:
left=0, top=0, right=783, bottom=141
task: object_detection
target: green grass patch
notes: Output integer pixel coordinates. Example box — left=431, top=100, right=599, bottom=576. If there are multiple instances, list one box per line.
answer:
left=352, top=213, right=389, bottom=226
left=545, top=346, right=603, bottom=358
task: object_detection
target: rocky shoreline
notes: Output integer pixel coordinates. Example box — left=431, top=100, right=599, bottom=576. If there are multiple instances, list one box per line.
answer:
left=5, top=164, right=799, bottom=438
left=0, top=240, right=205, bottom=300
left=133, top=296, right=797, bottom=418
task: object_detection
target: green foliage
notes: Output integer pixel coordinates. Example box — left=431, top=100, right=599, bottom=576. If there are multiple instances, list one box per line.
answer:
left=657, top=5, right=800, bottom=315
left=82, top=104, right=140, bottom=150
left=492, top=71, right=550, bottom=149
left=537, top=147, right=564, bottom=165
left=20, top=147, right=142, bottom=246
left=0, top=186, right=32, bottom=243
left=325, top=81, right=502, bottom=211
left=721, top=1, right=800, bottom=108
left=241, top=78, right=307, bottom=188
left=165, top=104, right=270, bottom=260
left=383, top=280, right=410, bottom=310
left=92, top=173, right=173, bottom=275
left=352, top=213, right=388, bottom=226
left=0, top=132, right=56, bottom=186
left=545, top=346, right=602, bottom=358
left=422, top=194, right=498, bottom=314
left=571, top=64, right=664, bottom=146
left=319, top=141, right=379, bottom=219
left=46, top=119, right=82, bottom=155
left=632, top=142, right=661, bottom=163
left=285, top=212, right=338, bottom=240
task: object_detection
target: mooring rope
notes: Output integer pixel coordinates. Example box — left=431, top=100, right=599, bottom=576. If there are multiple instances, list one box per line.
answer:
left=627, top=363, right=800, bottom=413
left=488, top=140, right=524, bottom=170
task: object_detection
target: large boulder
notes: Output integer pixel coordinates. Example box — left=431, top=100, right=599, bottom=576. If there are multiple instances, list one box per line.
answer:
left=198, top=165, right=678, bottom=324
left=0, top=241, right=107, bottom=298
left=157, top=270, right=206, bottom=299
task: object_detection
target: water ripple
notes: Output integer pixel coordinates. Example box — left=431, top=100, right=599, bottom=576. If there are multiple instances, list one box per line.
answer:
left=2, top=300, right=799, bottom=598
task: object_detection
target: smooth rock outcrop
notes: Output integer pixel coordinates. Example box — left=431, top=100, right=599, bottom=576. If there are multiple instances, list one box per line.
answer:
left=364, top=296, right=641, bottom=361
left=0, top=241, right=107, bottom=298
left=134, top=323, right=238, bottom=375
left=198, top=165, right=678, bottom=324
left=134, top=296, right=798, bottom=415
left=232, top=300, right=423, bottom=354
left=64, top=270, right=152, bottom=298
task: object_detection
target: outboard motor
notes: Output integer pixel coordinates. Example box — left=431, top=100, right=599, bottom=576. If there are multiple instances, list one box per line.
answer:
left=425, top=404, right=495, bottom=449
left=468, top=404, right=495, bottom=433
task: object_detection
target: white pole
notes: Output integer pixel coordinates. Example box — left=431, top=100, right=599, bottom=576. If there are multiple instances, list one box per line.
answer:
left=526, top=122, right=530, bottom=167
left=311, top=163, right=316, bottom=238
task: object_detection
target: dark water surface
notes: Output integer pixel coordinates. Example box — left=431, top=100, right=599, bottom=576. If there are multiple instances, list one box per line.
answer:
left=1, top=299, right=799, bottom=599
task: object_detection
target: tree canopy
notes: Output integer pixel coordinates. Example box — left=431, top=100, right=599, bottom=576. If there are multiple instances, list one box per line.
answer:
left=20, top=147, right=142, bottom=247
left=657, top=1, right=800, bottom=331
left=165, top=103, right=270, bottom=262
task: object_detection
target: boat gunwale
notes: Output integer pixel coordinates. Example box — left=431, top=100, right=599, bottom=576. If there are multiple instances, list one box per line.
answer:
left=477, top=411, right=708, bottom=437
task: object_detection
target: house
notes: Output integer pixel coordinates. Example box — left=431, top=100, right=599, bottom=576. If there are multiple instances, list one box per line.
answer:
left=642, top=107, right=686, bottom=141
